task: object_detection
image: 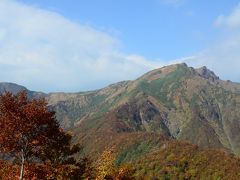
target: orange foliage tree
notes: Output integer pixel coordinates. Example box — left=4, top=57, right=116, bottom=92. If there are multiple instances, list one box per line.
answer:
left=95, top=147, right=135, bottom=179
left=0, top=91, right=85, bottom=179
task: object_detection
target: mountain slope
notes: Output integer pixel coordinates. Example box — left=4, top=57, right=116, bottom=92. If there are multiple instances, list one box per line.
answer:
left=0, top=82, right=46, bottom=99
left=0, top=82, right=28, bottom=94
left=69, top=63, right=240, bottom=155
left=1, top=63, right=240, bottom=156
left=118, top=140, right=240, bottom=179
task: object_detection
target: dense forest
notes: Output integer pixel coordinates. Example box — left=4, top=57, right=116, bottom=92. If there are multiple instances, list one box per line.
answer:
left=1, top=91, right=240, bottom=179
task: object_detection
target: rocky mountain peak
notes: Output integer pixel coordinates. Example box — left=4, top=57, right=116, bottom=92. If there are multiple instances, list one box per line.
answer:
left=196, top=66, right=219, bottom=81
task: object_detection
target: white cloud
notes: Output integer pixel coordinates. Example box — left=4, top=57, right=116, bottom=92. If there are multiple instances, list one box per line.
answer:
left=2, top=0, right=239, bottom=93
left=185, top=35, right=240, bottom=83
left=185, top=3, right=240, bottom=83
left=0, top=0, right=167, bottom=92
left=215, top=3, right=240, bottom=28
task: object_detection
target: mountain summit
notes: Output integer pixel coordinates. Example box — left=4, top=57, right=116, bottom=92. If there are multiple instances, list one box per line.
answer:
left=196, top=66, right=219, bottom=81
left=0, top=82, right=27, bottom=94
left=1, top=63, right=240, bottom=156
left=48, top=63, right=240, bottom=155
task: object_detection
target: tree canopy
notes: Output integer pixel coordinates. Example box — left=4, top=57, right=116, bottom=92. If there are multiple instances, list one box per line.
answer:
left=0, top=91, right=87, bottom=179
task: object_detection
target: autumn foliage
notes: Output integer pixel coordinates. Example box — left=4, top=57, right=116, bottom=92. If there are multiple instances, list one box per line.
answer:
left=0, top=91, right=90, bottom=179
left=2, top=91, right=240, bottom=179
left=95, top=148, right=135, bottom=180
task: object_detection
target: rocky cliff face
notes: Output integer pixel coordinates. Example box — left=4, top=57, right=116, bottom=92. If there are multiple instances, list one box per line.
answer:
left=196, top=66, right=219, bottom=81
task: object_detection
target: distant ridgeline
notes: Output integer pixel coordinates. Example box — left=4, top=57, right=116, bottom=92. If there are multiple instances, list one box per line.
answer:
left=2, top=63, right=240, bottom=178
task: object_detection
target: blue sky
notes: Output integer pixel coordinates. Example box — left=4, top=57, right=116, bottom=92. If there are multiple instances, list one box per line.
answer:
left=19, top=0, right=238, bottom=59
left=0, top=0, right=240, bottom=92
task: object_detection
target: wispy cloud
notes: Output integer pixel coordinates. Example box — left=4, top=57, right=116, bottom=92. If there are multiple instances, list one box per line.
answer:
left=0, top=0, right=167, bottom=92
left=185, top=3, right=240, bottom=83
left=1, top=0, right=240, bottom=92
left=215, top=3, right=240, bottom=28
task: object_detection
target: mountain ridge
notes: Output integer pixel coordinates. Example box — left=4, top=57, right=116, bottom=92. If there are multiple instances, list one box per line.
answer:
left=1, top=63, right=240, bottom=156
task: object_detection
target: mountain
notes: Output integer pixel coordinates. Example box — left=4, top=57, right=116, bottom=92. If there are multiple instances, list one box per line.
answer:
left=1, top=63, right=240, bottom=178
left=51, top=63, right=240, bottom=155
left=1, top=64, right=240, bottom=155
left=0, top=82, right=46, bottom=99
left=0, top=82, right=28, bottom=94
